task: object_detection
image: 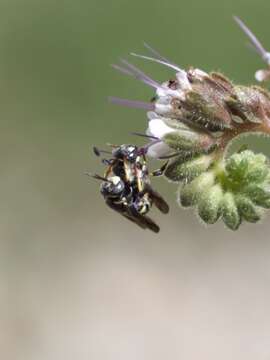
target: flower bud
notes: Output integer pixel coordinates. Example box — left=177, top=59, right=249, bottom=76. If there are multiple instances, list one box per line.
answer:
left=244, top=183, right=270, bottom=209
left=221, top=192, right=241, bottom=230
left=111, top=36, right=270, bottom=231
left=182, top=87, right=233, bottom=131
left=225, top=150, right=269, bottom=185
left=146, top=115, right=216, bottom=158
left=178, top=171, right=215, bottom=207
left=197, top=184, right=223, bottom=224
left=164, top=154, right=214, bottom=183
left=227, top=86, right=269, bottom=124
left=163, top=129, right=214, bottom=153
left=235, top=196, right=263, bottom=223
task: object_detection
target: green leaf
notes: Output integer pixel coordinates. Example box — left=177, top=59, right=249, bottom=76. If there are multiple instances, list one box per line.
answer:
left=221, top=192, right=241, bottom=230
left=244, top=183, right=270, bottom=208
left=178, top=171, right=215, bottom=207
left=164, top=154, right=213, bottom=182
left=235, top=196, right=263, bottom=223
left=197, top=184, right=223, bottom=224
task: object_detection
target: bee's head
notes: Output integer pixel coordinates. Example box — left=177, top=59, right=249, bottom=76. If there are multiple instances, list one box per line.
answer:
left=112, top=145, right=138, bottom=163
left=100, top=176, right=125, bottom=198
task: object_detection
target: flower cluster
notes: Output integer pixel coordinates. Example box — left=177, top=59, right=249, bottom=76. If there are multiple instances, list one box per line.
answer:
left=179, top=150, right=270, bottom=230
left=110, top=17, right=270, bottom=230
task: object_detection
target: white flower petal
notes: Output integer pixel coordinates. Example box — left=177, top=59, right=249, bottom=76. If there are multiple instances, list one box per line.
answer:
left=176, top=70, right=192, bottom=90
left=156, top=87, right=168, bottom=98
left=263, top=52, right=270, bottom=65
left=147, top=111, right=158, bottom=120
left=156, top=95, right=171, bottom=105
left=165, top=88, right=185, bottom=99
left=154, top=103, right=172, bottom=115
left=255, top=69, right=267, bottom=82
left=147, top=119, right=174, bottom=138
left=157, top=82, right=185, bottom=100
left=188, top=68, right=208, bottom=80
left=147, top=141, right=172, bottom=158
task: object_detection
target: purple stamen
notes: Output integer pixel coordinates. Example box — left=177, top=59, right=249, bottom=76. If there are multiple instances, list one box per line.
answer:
left=112, top=63, right=157, bottom=88
left=111, top=64, right=134, bottom=77
left=130, top=52, right=182, bottom=72
left=143, top=42, right=177, bottom=67
left=234, top=16, right=268, bottom=61
left=109, top=96, right=155, bottom=110
left=119, top=58, right=161, bottom=88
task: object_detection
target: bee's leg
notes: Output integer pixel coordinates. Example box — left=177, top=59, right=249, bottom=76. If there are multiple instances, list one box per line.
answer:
left=151, top=161, right=169, bottom=177
left=106, top=143, right=120, bottom=148
left=104, top=159, right=118, bottom=178
left=93, top=146, right=114, bottom=167
left=102, top=159, right=113, bottom=166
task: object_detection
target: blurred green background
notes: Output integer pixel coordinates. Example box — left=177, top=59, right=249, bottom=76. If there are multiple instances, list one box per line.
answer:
left=2, top=0, right=270, bottom=359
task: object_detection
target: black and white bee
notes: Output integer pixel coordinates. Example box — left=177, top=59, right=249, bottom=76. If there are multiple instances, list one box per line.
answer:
left=91, top=144, right=169, bottom=233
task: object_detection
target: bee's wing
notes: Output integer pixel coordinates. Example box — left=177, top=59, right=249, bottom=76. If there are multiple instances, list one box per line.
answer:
left=129, top=212, right=160, bottom=233
left=127, top=205, right=160, bottom=233
left=105, top=198, right=149, bottom=231
left=145, top=185, right=169, bottom=214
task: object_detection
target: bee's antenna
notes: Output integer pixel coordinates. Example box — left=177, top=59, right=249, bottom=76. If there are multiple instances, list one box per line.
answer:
left=85, top=172, right=112, bottom=183
left=92, top=146, right=111, bottom=156
left=93, top=146, right=101, bottom=156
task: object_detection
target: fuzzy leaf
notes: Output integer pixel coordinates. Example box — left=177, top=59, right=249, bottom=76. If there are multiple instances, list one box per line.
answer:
left=244, top=183, right=270, bottom=208
left=197, top=184, right=223, bottom=224
left=235, top=196, right=263, bottom=223
left=164, top=154, right=213, bottom=182
left=221, top=192, right=241, bottom=230
left=178, top=172, right=215, bottom=207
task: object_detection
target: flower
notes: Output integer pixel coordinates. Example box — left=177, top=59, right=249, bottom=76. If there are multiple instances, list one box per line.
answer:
left=108, top=18, right=270, bottom=230
left=178, top=150, right=270, bottom=230
left=110, top=49, right=228, bottom=159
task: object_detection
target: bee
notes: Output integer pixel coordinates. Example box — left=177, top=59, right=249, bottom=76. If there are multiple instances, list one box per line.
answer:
left=91, top=144, right=169, bottom=233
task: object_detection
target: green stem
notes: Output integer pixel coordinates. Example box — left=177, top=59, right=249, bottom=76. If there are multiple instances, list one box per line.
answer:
left=217, top=119, right=270, bottom=157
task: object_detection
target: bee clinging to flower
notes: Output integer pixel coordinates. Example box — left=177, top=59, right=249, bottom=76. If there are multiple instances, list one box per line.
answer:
left=90, top=144, right=169, bottom=233
left=94, top=16, right=270, bottom=231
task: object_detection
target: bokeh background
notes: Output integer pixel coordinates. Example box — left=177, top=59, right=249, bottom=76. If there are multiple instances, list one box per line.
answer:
left=2, top=0, right=270, bottom=359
